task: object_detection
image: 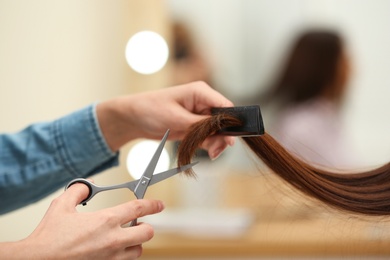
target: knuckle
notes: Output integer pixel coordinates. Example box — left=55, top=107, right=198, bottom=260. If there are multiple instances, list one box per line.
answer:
left=99, top=211, right=118, bottom=226
left=131, top=200, right=145, bottom=217
left=192, top=80, right=208, bottom=88
left=49, top=196, right=62, bottom=209
left=106, top=236, right=123, bottom=252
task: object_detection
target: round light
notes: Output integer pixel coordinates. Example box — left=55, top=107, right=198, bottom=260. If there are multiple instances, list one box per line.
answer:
left=125, top=31, right=169, bottom=74
left=126, top=140, right=170, bottom=180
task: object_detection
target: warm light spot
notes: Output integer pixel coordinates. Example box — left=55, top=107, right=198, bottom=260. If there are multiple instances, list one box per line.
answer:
left=125, top=31, right=169, bottom=74
left=126, top=140, right=170, bottom=180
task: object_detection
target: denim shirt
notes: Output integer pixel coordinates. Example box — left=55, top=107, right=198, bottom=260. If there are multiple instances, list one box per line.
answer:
left=0, top=104, right=119, bottom=214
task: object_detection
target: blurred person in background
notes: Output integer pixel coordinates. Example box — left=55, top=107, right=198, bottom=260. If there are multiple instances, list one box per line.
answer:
left=170, top=21, right=213, bottom=86
left=258, top=29, right=359, bottom=168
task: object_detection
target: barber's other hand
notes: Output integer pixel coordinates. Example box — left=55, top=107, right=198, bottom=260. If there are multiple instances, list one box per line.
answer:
left=97, top=81, right=235, bottom=159
left=17, top=182, right=164, bottom=260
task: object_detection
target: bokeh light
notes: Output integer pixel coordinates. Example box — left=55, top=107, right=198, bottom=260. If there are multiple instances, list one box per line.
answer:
left=126, top=140, right=170, bottom=180
left=125, top=31, right=169, bottom=74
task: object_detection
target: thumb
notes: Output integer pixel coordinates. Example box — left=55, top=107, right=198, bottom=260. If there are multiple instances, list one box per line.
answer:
left=61, top=181, right=92, bottom=210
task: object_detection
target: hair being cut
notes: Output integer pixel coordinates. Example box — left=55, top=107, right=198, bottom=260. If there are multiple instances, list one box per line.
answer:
left=177, top=114, right=390, bottom=216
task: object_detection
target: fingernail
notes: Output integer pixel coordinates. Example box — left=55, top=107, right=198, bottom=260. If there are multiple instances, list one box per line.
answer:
left=159, top=201, right=165, bottom=212
left=210, top=148, right=223, bottom=161
left=228, top=138, right=235, bottom=146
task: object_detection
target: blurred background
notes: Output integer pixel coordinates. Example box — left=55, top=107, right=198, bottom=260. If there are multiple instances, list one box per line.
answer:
left=1, top=0, right=390, bottom=259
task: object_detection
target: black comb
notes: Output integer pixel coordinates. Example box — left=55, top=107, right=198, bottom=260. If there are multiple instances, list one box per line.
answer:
left=211, top=105, right=264, bottom=136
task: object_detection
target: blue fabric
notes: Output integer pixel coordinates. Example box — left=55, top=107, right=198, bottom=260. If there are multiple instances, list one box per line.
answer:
left=0, top=104, right=119, bottom=214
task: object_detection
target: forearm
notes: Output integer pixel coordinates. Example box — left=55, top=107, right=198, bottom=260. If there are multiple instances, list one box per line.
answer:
left=0, top=104, right=119, bottom=214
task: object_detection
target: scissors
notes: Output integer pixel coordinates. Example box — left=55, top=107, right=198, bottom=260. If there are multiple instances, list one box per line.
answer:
left=65, top=129, right=198, bottom=226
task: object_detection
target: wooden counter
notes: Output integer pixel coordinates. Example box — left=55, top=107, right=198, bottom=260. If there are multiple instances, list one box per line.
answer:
left=142, top=173, right=390, bottom=259
left=143, top=216, right=390, bottom=258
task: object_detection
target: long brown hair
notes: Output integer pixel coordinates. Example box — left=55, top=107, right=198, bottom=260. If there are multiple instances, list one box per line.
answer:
left=262, top=30, right=348, bottom=106
left=177, top=114, right=390, bottom=216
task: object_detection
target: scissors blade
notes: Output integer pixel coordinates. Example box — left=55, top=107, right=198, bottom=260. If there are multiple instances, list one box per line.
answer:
left=149, top=162, right=199, bottom=186
left=133, top=129, right=170, bottom=199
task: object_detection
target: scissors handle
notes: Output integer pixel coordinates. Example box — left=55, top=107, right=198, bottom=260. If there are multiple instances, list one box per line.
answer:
left=65, top=179, right=139, bottom=226
left=65, top=162, right=198, bottom=206
left=65, top=178, right=130, bottom=205
left=65, top=163, right=198, bottom=227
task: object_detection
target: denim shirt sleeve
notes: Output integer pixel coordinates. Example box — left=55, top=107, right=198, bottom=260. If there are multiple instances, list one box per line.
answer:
left=0, top=104, right=119, bottom=214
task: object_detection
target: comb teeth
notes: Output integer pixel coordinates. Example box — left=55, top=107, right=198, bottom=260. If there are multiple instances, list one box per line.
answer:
left=211, top=105, right=265, bottom=136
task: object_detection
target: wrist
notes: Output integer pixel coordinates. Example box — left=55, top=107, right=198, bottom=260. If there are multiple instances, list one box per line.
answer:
left=96, top=97, right=139, bottom=151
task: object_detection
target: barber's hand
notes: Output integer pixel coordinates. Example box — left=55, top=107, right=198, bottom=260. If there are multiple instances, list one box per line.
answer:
left=18, top=183, right=164, bottom=260
left=97, top=81, right=235, bottom=159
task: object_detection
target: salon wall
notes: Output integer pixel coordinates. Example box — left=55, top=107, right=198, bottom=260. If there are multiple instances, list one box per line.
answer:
left=167, top=0, right=390, bottom=166
left=0, top=0, right=171, bottom=241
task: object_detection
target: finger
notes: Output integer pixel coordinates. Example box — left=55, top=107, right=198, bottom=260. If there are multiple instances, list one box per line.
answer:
left=201, top=136, right=236, bottom=160
left=108, top=199, right=164, bottom=225
left=124, top=223, right=155, bottom=245
left=170, top=111, right=208, bottom=139
left=224, top=136, right=236, bottom=146
left=61, top=182, right=91, bottom=210
left=174, top=82, right=233, bottom=116
left=191, top=81, right=234, bottom=110
left=124, top=245, right=143, bottom=259
left=110, top=223, right=153, bottom=256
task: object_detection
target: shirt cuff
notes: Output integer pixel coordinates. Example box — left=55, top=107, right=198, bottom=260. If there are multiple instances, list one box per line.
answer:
left=53, top=103, right=119, bottom=177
